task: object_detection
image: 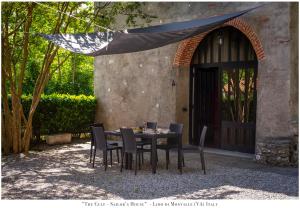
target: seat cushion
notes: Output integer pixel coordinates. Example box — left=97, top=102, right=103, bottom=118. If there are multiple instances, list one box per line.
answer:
left=182, top=144, right=199, bottom=151
left=156, top=144, right=178, bottom=149
left=107, top=141, right=119, bottom=146
left=137, top=147, right=152, bottom=153
left=107, top=144, right=122, bottom=150
left=137, top=140, right=152, bottom=145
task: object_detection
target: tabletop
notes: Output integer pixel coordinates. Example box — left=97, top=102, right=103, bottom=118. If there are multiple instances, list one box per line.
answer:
left=105, top=128, right=179, bottom=139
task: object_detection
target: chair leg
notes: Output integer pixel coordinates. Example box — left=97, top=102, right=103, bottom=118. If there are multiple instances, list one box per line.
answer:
left=120, top=151, right=125, bottom=172
left=128, top=153, right=133, bottom=170
left=90, top=141, right=93, bottom=163
left=92, top=147, right=96, bottom=168
left=166, top=149, right=169, bottom=170
left=116, top=149, right=120, bottom=163
left=139, top=153, right=141, bottom=170
left=150, top=149, right=152, bottom=164
left=110, top=150, right=112, bottom=166
left=150, top=150, right=152, bottom=166
left=104, top=151, right=107, bottom=171
left=200, top=151, right=206, bottom=174
left=135, top=153, right=138, bottom=175
left=182, top=152, right=185, bottom=167
left=141, top=144, right=144, bottom=164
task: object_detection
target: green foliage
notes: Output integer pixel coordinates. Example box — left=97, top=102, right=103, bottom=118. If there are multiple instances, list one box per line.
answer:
left=23, top=60, right=40, bottom=94
left=20, top=94, right=97, bottom=134
left=96, top=2, right=156, bottom=28
left=43, top=54, right=94, bottom=95
left=1, top=2, right=155, bottom=153
left=10, top=2, right=156, bottom=96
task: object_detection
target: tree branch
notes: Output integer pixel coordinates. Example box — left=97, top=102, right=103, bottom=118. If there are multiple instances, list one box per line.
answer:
left=49, top=53, right=72, bottom=79
left=7, top=20, right=26, bottom=36
left=17, top=3, right=35, bottom=97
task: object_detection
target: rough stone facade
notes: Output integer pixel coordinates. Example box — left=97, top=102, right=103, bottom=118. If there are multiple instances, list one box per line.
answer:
left=94, top=2, right=298, bottom=166
left=291, top=136, right=298, bottom=166
left=256, top=138, right=292, bottom=166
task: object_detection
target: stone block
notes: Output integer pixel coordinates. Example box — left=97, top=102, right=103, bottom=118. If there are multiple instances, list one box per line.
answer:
left=290, top=136, right=298, bottom=167
left=256, top=137, right=292, bottom=166
left=46, top=133, right=72, bottom=145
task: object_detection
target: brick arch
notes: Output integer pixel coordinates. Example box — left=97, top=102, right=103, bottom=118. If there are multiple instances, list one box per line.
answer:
left=173, top=18, right=265, bottom=68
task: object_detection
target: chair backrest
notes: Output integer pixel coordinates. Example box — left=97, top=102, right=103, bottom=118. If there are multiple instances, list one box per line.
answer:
left=92, top=126, right=107, bottom=150
left=146, top=122, right=157, bottom=130
left=199, top=126, right=208, bottom=149
left=90, top=123, right=105, bottom=144
left=167, top=123, right=184, bottom=145
left=90, top=123, right=104, bottom=136
left=120, top=128, right=136, bottom=154
left=91, top=123, right=104, bottom=129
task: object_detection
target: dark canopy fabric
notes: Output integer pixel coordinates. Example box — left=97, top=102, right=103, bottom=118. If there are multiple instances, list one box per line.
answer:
left=41, top=7, right=259, bottom=56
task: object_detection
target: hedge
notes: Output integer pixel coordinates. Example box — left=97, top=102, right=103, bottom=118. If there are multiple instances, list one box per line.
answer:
left=20, top=94, right=97, bottom=135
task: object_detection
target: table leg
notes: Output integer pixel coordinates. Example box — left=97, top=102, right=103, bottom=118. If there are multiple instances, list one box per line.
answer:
left=152, top=136, right=157, bottom=174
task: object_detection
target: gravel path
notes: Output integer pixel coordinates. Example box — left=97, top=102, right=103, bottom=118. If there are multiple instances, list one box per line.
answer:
left=1, top=142, right=298, bottom=199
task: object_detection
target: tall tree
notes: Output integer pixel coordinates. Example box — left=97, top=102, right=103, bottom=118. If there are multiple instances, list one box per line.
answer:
left=1, top=2, right=155, bottom=155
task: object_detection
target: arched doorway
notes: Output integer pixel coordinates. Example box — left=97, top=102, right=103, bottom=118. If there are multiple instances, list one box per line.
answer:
left=190, top=26, right=257, bottom=153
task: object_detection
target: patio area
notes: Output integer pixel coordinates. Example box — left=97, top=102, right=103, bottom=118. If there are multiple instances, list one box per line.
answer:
left=1, top=141, right=298, bottom=200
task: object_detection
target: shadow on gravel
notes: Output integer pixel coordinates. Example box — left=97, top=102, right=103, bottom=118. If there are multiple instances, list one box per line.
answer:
left=1, top=143, right=299, bottom=199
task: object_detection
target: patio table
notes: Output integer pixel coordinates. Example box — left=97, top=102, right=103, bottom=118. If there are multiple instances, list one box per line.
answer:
left=105, top=129, right=182, bottom=174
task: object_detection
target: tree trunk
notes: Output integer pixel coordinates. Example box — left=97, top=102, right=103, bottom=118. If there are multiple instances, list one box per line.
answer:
left=1, top=3, right=34, bottom=155
left=2, top=2, right=79, bottom=155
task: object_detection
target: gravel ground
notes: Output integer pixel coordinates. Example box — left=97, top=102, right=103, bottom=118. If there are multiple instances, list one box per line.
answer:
left=1, top=141, right=298, bottom=199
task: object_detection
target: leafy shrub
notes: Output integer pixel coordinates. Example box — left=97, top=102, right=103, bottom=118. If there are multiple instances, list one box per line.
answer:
left=21, top=94, right=97, bottom=135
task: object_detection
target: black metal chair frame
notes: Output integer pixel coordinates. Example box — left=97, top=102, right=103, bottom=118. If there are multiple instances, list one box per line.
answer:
left=120, top=128, right=152, bottom=175
left=156, top=123, right=184, bottom=170
left=89, top=123, right=118, bottom=163
left=92, top=126, right=122, bottom=170
left=182, top=126, right=208, bottom=174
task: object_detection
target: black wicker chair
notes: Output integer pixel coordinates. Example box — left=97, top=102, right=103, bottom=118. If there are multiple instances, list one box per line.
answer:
left=120, top=128, right=152, bottom=175
left=89, top=123, right=118, bottom=163
left=182, top=126, right=208, bottom=174
left=91, top=126, right=122, bottom=170
left=137, top=122, right=157, bottom=163
left=156, top=123, right=184, bottom=169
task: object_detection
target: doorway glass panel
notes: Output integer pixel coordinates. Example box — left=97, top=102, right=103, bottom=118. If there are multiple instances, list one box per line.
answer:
left=221, top=67, right=256, bottom=153
left=221, top=68, right=256, bottom=123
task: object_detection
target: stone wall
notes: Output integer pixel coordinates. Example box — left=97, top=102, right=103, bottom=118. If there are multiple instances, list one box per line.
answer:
left=256, top=137, right=297, bottom=166
left=95, top=2, right=264, bottom=137
left=289, top=3, right=299, bottom=167
left=254, top=2, right=298, bottom=166
left=291, top=136, right=298, bottom=166
left=94, top=2, right=298, bottom=165
left=94, top=45, right=177, bottom=129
